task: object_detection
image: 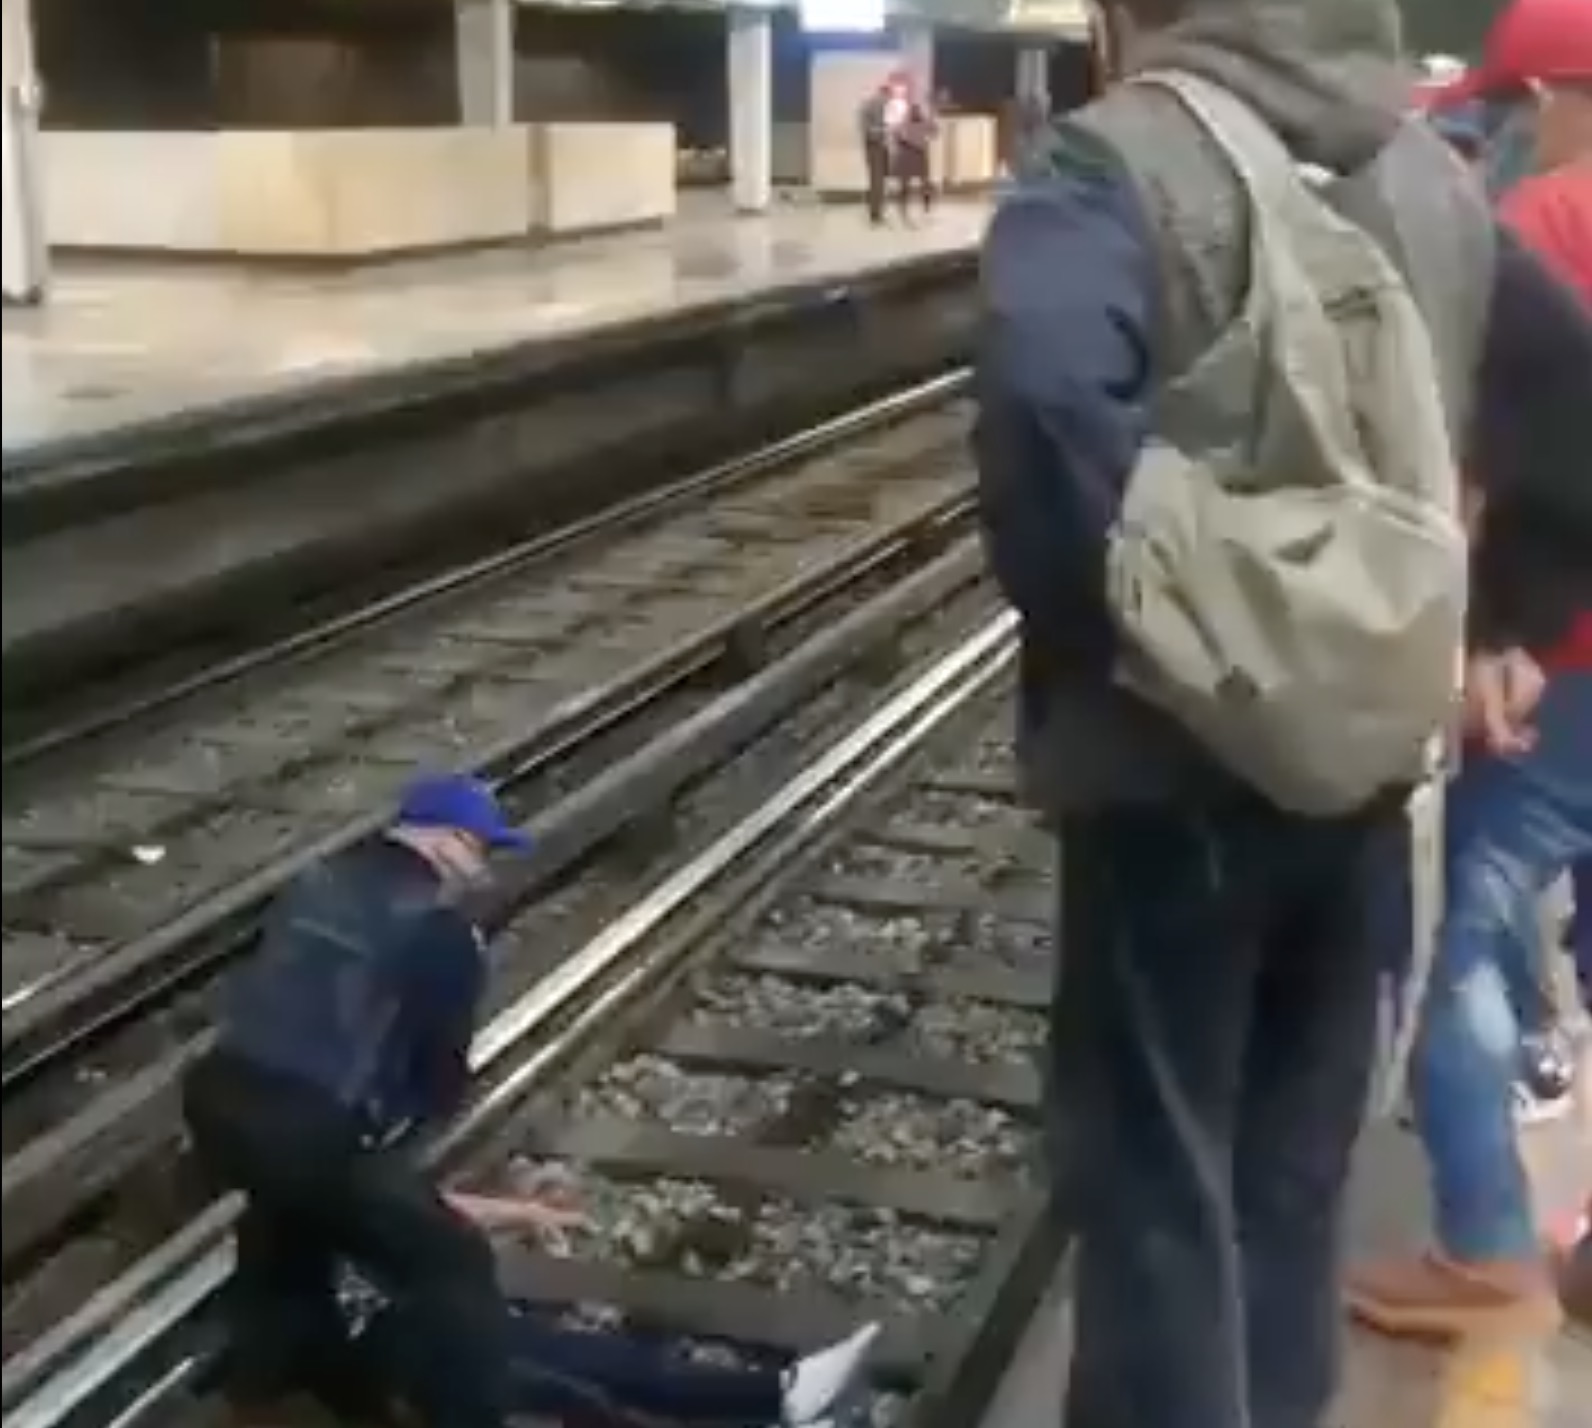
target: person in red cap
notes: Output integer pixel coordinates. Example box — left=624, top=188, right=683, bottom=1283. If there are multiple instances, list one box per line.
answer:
left=1485, top=0, right=1592, bottom=1342
left=1489, top=0, right=1592, bottom=1140
left=1453, top=0, right=1592, bottom=301
left=1349, top=0, right=1592, bottom=1342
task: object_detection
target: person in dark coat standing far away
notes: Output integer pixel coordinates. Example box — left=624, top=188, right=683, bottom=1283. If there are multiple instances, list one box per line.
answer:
left=859, top=77, right=907, bottom=225
left=974, top=2, right=1592, bottom=1426
left=183, top=773, right=536, bottom=1428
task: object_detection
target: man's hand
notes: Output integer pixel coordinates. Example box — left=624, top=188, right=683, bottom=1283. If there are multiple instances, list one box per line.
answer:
left=1463, top=647, right=1546, bottom=757
left=444, top=1189, right=590, bottom=1245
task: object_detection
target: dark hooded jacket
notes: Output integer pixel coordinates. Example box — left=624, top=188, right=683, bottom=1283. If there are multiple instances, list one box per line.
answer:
left=976, top=0, right=1592, bottom=812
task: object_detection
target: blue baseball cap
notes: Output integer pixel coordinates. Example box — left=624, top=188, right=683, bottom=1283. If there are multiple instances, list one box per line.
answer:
left=394, top=774, right=532, bottom=853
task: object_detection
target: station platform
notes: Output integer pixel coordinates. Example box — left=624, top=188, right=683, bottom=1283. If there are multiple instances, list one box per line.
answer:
left=980, top=1118, right=1592, bottom=1428
left=1, top=198, right=988, bottom=471
left=2, top=196, right=987, bottom=704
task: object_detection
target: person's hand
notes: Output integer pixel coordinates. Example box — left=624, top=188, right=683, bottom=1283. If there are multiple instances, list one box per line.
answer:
left=1463, top=648, right=1546, bottom=757
left=517, top=1197, right=589, bottom=1233
left=513, top=1196, right=590, bottom=1257
left=444, top=1188, right=589, bottom=1245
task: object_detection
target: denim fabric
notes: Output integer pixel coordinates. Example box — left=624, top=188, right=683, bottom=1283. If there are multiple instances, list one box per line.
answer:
left=1572, top=860, right=1591, bottom=1009
left=1413, top=673, right=1592, bottom=1263
left=361, top=1306, right=783, bottom=1426
left=1499, top=853, right=1592, bottom=1035
left=1053, top=796, right=1400, bottom=1428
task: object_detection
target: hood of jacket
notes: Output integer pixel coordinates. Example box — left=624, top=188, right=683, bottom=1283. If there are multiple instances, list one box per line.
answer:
left=1130, top=0, right=1409, bottom=171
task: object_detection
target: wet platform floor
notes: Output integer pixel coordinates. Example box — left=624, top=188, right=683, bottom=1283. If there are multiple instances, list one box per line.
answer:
left=1, top=197, right=989, bottom=462
left=979, top=1118, right=1592, bottom=1428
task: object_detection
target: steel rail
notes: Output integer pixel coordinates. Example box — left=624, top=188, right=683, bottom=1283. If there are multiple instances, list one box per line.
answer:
left=2, top=371, right=970, bottom=771
left=2, top=535, right=987, bottom=1274
left=2, top=440, right=973, bottom=1096
left=2, top=611, right=1020, bottom=1428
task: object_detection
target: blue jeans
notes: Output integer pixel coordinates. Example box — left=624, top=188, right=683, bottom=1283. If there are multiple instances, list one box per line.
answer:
left=1413, top=673, right=1592, bottom=1263
left=1573, top=860, right=1591, bottom=1007
left=361, top=1302, right=784, bottom=1425
left=1054, top=796, right=1400, bottom=1428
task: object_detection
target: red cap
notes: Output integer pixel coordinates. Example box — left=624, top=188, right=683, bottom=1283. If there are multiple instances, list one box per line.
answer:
left=1435, top=0, right=1592, bottom=108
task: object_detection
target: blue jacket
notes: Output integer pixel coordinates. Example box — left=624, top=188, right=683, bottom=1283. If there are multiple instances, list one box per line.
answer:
left=975, top=151, right=1592, bottom=698
left=216, top=838, right=485, bottom=1136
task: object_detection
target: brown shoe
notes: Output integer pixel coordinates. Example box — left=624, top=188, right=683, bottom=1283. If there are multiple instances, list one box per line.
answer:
left=1562, top=1236, right=1592, bottom=1333
left=1345, top=1251, right=1563, bottom=1342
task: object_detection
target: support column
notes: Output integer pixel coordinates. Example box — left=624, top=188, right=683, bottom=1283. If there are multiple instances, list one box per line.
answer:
left=2, top=0, right=47, bottom=306
left=454, top=0, right=514, bottom=128
left=897, top=20, right=935, bottom=98
left=1016, top=45, right=1051, bottom=110
left=727, top=6, right=773, bottom=214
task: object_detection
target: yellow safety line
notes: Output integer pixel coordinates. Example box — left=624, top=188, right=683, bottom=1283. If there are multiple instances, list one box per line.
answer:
left=1433, top=1342, right=1536, bottom=1428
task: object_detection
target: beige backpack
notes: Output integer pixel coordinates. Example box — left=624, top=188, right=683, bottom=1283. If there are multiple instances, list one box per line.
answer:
left=1101, top=72, right=1468, bottom=815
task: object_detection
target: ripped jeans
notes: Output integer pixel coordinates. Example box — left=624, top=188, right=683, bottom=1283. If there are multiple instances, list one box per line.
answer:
left=1412, top=672, right=1592, bottom=1263
left=1574, top=860, right=1591, bottom=1008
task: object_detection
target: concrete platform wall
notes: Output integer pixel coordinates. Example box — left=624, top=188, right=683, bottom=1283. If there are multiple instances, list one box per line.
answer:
left=531, top=123, right=678, bottom=234
left=42, top=124, right=679, bottom=258
left=3, top=253, right=979, bottom=703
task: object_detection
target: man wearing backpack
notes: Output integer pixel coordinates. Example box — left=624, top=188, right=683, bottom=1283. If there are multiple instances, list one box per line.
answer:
left=974, top=1, right=1592, bottom=1424
left=183, top=773, right=538, bottom=1427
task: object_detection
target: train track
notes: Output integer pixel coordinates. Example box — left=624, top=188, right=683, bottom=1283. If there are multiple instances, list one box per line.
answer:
left=3, top=536, right=991, bottom=1309
left=1, top=379, right=970, bottom=1130
left=1, top=385, right=999, bottom=1371
left=7, top=610, right=1058, bottom=1428
left=1, top=376, right=969, bottom=1092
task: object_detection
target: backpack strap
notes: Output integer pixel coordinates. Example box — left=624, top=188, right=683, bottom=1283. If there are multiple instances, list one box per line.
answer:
left=1064, top=81, right=1252, bottom=385
left=1130, top=70, right=1339, bottom=237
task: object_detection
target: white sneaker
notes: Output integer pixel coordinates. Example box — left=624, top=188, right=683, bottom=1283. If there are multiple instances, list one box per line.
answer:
left=1513, top=1080, right=1573, bottom=1126
left=1515, top=1031, right=1577, bottom=1125
left=779, top=1322, right=880, bottom=1425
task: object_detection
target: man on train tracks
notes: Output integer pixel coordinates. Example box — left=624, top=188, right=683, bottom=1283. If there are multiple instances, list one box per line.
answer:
left=183, top=772, right=539, bottom=1427
left=183, top=771, right=880, bottom=1428
left=973, top=1, right=1592, bottom=1426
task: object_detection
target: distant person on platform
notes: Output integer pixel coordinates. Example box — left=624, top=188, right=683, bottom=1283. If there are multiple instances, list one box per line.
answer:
left=895, top=93, right=940, bottom=221
left=860, top=72, right=911, bottom=225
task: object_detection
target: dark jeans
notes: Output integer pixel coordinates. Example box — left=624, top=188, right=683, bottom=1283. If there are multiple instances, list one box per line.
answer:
left=863, top=140, right=890, bottom=224
left=361, top=1303, right=784, bottom=1426
left=1053, top=797, right=1401, bottom=1428
left=183, top=1050, right=510, bottom=1428
left=895, top=149, right=934, bottom=218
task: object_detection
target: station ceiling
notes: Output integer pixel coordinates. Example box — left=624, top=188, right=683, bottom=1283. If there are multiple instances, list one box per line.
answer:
left=595, top=0, right=1096, bottom=34
left=273, top=0, right=1095, bottom=38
